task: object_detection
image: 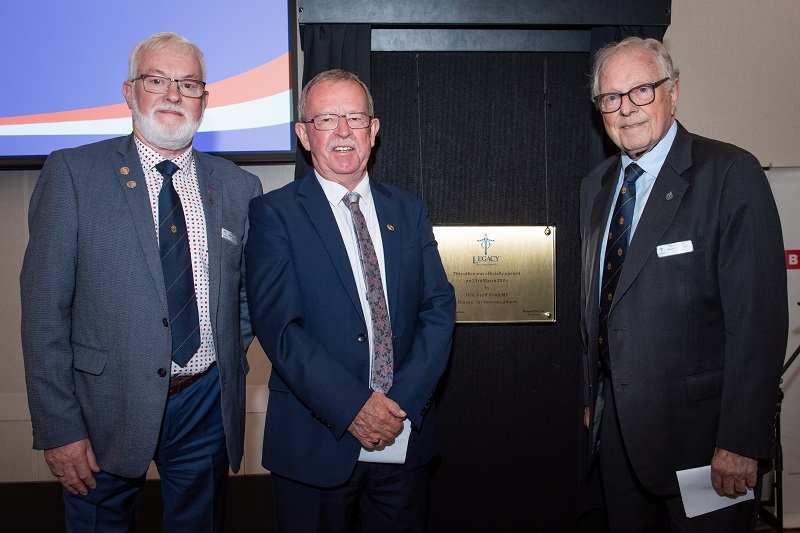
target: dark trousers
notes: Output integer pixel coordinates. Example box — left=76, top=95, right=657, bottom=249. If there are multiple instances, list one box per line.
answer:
left=63, top=365, right=229, bottom=533
left=271, top=462, right=430, bottom=533
left=598, top=375, right=761, bottom=533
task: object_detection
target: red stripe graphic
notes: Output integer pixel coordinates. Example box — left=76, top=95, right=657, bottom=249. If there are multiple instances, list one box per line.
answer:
left=0, top=53, right=290, bottom=126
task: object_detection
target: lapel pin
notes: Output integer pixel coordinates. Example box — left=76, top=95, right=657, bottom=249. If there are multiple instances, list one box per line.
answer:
left=387, top=224, right=395, bottom=231
left=126, top=180, right=137, bottom=189
left=666, top=191, right=674, bottom=200
left=120, top=166, right=130, bottom=175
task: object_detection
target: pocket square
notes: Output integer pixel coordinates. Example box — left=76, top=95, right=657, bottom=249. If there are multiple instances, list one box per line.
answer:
left=221, top=228, right=238, bottom=245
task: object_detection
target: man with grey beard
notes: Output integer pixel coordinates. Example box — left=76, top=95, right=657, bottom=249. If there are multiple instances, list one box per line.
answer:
left=20, top=32, right=262, bottom=532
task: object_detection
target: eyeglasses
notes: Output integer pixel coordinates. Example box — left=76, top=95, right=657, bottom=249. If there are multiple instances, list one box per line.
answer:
left=592, top=78, right=670, bottom=114
left=132, top=75, right=207, bottom=98
left=302, top=113, right=372, bottom=131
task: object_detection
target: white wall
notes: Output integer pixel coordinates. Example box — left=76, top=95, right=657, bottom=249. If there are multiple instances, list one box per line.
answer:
left=666, top=0, right=800, bottom=167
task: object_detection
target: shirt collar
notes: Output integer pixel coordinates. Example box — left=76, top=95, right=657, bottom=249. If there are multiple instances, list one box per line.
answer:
left=621, top=120, right=678, bottom=178
left=316, top=171, right=373, bottom=208
left=134, top=137, right=194, bottom=171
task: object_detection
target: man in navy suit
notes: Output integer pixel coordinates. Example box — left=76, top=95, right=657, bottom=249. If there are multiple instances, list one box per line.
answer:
left=580, top=37, right=787, bottom=532
left=245, top=69, right=456, bottom=531
left=21, top=32, right=262, bottom=532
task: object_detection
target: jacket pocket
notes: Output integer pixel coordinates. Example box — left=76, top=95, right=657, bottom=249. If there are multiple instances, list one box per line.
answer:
left=685, top=368, right=723, bottom=401
left=71, top=342, right=109, bottom=376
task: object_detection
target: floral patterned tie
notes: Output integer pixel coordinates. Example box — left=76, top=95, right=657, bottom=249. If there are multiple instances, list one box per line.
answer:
left=344, top=192, right=393, bottom=394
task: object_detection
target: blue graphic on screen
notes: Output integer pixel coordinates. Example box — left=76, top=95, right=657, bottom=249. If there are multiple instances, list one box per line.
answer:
left=0, top=0, right=294, bottom=159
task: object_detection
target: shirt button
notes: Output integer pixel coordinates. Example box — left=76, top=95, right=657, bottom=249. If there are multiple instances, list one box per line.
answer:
left=357, top=333, right=367, bottom=343
left=158, top=368, right=167, bottom=377
left=163, top=318, right=169, bottom=327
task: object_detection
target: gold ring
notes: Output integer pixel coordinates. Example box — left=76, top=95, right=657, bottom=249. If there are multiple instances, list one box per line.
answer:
left=372, top=440, right=380, bottom=446
left=54, top=472, right=65, bottom=478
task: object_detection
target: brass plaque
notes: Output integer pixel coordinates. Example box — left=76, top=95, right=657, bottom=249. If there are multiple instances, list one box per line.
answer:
left=434, top=225, right=556, bottom=323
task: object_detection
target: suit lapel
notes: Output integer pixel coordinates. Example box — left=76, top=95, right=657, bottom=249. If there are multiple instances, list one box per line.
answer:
left=372, top=181, right=400, bottom=324
left=196, top=151, right=222, bottom=326
left=611, top=125, right=693, bottom=311
left=115, top=135, right=169, bottom=312
left=298, top=174, right=365, bottom=323
left=586, top=160, right=621, bottom=326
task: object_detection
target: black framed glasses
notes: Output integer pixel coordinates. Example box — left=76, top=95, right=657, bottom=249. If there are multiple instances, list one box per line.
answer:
left=592, top=78, right=670, bottom=114
left=132, top=75, right=207, bottom=98
left=302, top=113, right=373, bottom=131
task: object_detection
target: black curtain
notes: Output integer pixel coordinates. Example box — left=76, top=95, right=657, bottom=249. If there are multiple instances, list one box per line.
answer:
left=371, top=50, right=587, bottom=531
left=294, top=24, right=372, bottom=180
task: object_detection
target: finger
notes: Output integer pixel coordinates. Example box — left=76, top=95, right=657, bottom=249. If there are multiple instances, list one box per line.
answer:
left=59, top=476, right=81, bottom=496
left=86, top=441, right=101, bottom=474
left=75, top=462, right=97, bottom=490
left=710, top=474, right=725, bottom=497
left=722, top=477, right=737, bottom=498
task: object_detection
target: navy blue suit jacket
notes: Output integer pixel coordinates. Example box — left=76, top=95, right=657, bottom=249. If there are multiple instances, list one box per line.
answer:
left=245, top=171, right=455, bottom=488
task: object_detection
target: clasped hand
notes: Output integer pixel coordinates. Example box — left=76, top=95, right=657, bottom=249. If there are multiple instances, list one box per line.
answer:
left=348, top=392, right=406, bottom=450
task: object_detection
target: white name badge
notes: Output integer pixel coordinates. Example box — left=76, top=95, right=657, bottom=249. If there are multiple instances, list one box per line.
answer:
left=657, top=240, right=693, bottom=258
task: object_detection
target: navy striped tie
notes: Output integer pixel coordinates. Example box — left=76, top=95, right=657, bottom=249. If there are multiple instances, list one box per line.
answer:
left=592, top=162, right=644, bottom=457
left=157, top=160, right=200, bottom=367
left=598, top=162, right=643, bottom=364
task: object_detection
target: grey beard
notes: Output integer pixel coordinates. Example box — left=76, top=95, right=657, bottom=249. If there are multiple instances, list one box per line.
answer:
left=131, top=96, right=203, bottom=151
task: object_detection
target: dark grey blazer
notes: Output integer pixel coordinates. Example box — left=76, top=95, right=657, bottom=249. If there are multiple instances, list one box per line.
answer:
left=21, top=134, right=262, bottom=478
left=580, top=123, right=788, bottom=494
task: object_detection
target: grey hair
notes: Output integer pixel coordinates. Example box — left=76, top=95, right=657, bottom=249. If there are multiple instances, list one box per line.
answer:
left=128, top=32, right=206, bottom=81
left=590, top=36, right=679, bottom=97
left=297, top=69, right=374, bottom=121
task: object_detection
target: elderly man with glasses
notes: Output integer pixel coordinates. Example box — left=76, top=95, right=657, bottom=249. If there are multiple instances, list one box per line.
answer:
left=577, top=36, right=788, bottom=532
left=21, top=32, right=262, bottom=532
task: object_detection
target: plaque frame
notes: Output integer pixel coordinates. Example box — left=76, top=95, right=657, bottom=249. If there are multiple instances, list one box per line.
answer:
left=434, top=225, right=556, bottom=324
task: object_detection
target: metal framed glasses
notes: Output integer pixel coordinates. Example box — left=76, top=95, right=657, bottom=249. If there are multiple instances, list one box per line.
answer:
left=132, top=75, right=207, bottom=98
left=302, top=113, right=373, bottom=131
left=592, top=78, right=670, bottom=114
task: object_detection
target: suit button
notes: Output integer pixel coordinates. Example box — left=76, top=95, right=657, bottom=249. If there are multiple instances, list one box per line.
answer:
left=163, top=318, right=169, bottom=327
left=158, top=368, right=167, bottom=377
left=357, top=333, right=367, bottom=343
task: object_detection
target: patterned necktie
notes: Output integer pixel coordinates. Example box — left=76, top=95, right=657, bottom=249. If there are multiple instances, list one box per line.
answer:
left=591, top=162, right=644, bottom=457
left=598, top=162, right=644, bottom=364
left=344, top=192, right=393, bottom=394
left=157, top=160, right=201, bottom=367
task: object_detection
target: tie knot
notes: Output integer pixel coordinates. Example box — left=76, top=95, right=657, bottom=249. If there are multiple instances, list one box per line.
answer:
left=343, top=192, right=361, bottom=206
left=156, top=160, right=180, bottom=178
left=624, top=163, right=643, bottom=184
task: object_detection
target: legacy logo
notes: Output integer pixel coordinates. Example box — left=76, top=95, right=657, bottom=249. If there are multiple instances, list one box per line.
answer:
left=474, top=234, right=500, bottom=264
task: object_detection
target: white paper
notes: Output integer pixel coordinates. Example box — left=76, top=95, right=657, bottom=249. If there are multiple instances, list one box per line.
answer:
left=358, top=418, right=411, bottom=464
left=676, top=465, right=754, bottom=518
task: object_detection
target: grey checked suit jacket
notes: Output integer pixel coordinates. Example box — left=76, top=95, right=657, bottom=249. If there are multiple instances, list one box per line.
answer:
left=21, top=134, right=262, bottom=478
